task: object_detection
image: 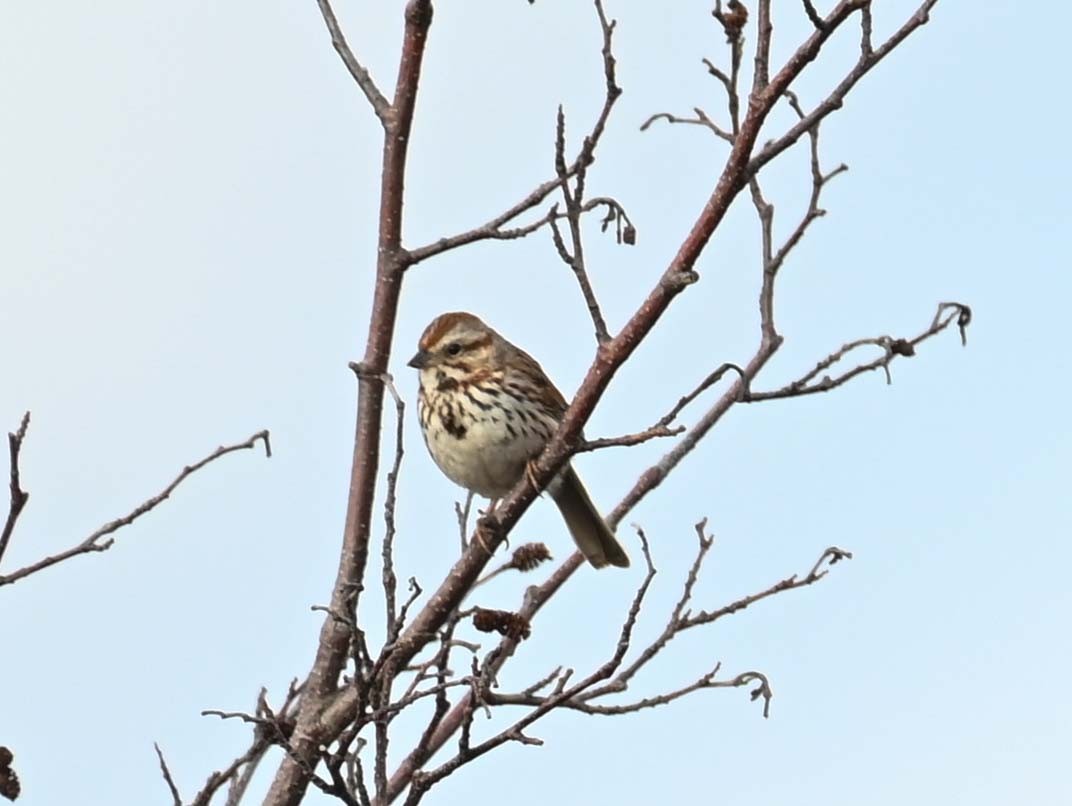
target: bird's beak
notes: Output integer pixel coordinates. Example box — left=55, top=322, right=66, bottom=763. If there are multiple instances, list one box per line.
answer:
left=407, top=350, right=431, bottom=369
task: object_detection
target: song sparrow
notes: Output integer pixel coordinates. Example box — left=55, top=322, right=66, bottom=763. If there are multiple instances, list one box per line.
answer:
left=408, top=312, right=630, bottom=569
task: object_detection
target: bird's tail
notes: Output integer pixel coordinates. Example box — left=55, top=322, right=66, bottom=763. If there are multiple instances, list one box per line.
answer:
left=550, top=464, right=630, bottom=569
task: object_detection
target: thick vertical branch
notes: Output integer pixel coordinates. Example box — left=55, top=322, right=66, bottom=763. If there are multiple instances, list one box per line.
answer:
left=264, top=3, right=434, bottom=804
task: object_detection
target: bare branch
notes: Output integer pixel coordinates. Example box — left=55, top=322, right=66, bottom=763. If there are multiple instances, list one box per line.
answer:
left=770, top=92, right=848, bottom=273
left=752, top=0, right=773, bottom=93
left=223, top=747, right=270, bottom=806
left=190, top=740, right=271, bottom=806
left=379, top=372, right=406, bottom=634
left=399, top=528, right=658, bottom=803
left=611, top=346, right=773, bottom=527
left=639, top=109, right=734, bottom=142
left=154, top=743, right=183, bottom=806
left=407, top=0, right=626, bottom=270
left=406, top=191, right=563, bottom=265
left=749, top=89, right=847, bottom=341
left=553, top=106, right=611, bottom=344
left=748, top=1, right=940, bottom=178
left=658, top=363, right=747, bottom=427
left=490, top=535, right=842, bottom=724
left=0, top=428, right=271, bottom=587
left=860, top=1, right=874, bottom=57
left=315, top=0, right=392, bottom=124
left=802, top=0, right=827, bottom=31
left=679, top=546, right=853, bottom=631
left=490, top=664, right=774, bottom=718
left=192, top=683, right=303, bottom=806
left=454, top=492, right=474, bottom=553
left=577, top=423, right=684, bottom=453
left=744, top=302, right=970, bottom=402
left=0, top=412, right=31, bottom=570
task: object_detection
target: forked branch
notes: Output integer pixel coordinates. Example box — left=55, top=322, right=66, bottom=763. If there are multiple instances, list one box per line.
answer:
left=247, top=2, right=956, bottom=804
left=0, top=419, right=271, bottom=588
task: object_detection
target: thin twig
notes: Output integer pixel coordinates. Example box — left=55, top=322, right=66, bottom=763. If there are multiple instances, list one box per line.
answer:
left=659, top=363, right=747, bottom=426
left=553, top=107, right=611, bottom=341
left=0, top=429, right=271, bottom=587
left=455, top=491, right=474, bottom=553
left=679, top=546, right=853, bottom=631
left=640, top=109, right=734, bottom=143
left=748, top=1, right=940, bottom=178
left=802, top=0, right=827, bottom=31
left=380, top=372, right=406, bottom=634
left=192, top=681, right=303, bottom=806
left=154, top=743, right=183, bottom=806
left=315, top=0, right=392, bottom=124
left=744, top=302, right=970, bottom=402
left=0, top=412, right=31, bottom=570
left=577, top=424, right=684, bottom=453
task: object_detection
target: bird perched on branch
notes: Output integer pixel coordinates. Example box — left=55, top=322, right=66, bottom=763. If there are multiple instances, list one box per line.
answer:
left=408, top=311, right=629, bottom=568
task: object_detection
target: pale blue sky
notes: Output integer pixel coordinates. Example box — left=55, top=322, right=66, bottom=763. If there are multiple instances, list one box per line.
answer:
left=2, top=1, right=1068, bottom=804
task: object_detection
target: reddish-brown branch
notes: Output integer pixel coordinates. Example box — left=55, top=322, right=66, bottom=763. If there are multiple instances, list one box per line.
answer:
left=264, top=2, right=434, bottom=804
left=0, top=427, right=271, bottom=587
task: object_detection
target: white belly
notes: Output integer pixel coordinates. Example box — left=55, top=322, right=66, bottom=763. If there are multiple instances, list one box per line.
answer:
left=420, top=381, right=551, bottom=499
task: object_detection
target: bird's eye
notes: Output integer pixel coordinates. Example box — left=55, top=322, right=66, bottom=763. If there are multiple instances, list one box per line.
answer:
left=446, top=342, right=462, bottom=356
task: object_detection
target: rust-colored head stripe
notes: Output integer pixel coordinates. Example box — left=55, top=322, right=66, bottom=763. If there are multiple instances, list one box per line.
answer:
left=419, top=311, right=485, bottom=350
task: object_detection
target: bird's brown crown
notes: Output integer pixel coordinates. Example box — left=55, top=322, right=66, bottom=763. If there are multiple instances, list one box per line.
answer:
left=417, top=311, right=487, bottom=352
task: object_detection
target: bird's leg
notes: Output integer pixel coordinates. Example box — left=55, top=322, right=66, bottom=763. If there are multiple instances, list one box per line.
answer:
left=525, top=459, right=543, bottom=495
left=474, top=499, right=506, bottom=556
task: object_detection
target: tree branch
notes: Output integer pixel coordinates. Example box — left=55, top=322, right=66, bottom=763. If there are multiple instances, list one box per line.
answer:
left=640, top=108, right=734, bottom=142
left=744, top=302, right=971, bottom=402
left=154, top=743, right=183, bottom=806
left=748, top=1, right=939, bottom=179
left=258, top=1, right=955, bottom=803
left=407, top=0, right=625, bottom=269
left=316, top=0, right=392, bottom=124
left=0, top=412, right=31, bottom=570
left=0, top=427, right=271, bottom=587
left=264, top=1, right=435, bottom=802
